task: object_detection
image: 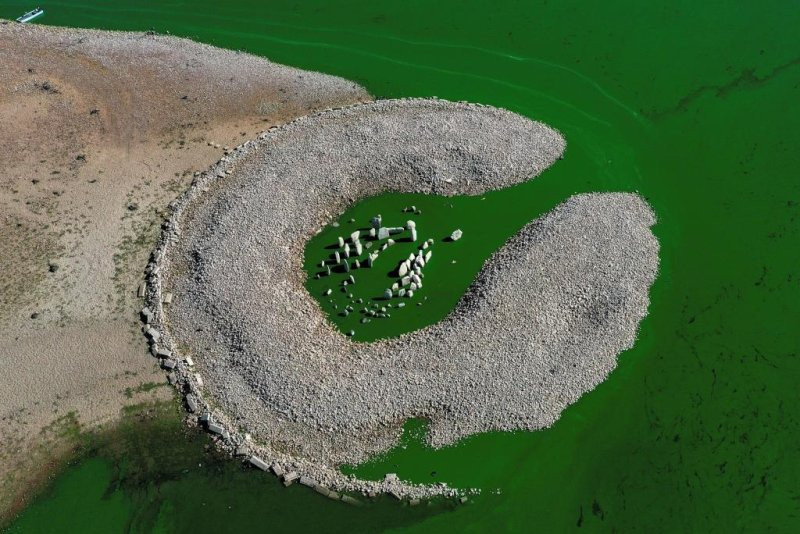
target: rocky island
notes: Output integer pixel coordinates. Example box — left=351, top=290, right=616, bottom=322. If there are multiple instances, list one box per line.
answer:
left=145, top=98, right=659, bottom=499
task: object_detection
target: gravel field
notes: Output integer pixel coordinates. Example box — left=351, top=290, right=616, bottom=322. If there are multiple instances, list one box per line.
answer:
left=149, top=98, right=659, bottom=499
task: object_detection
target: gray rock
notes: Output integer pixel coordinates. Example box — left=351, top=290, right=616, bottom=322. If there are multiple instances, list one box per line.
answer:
left=248, top=456, right=270, bottom=471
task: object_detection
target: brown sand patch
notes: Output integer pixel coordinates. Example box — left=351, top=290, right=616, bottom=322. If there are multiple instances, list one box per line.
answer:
left=0, top=20, right=369, bottom=521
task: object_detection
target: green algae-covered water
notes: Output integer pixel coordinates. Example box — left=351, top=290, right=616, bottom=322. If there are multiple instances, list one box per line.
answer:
left=3, top=0, right=799, bottom=531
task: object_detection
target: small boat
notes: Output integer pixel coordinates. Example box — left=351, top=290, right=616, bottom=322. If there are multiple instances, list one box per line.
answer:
left=16, top=7, right=44, bottom=23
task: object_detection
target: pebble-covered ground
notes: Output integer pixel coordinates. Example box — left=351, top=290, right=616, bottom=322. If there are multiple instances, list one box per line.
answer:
left=148, top=98, right=659, bottom=498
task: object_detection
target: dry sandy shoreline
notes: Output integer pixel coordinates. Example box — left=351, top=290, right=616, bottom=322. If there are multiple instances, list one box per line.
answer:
left=151, top=98, right=659, bottom=499
left=0, top=19, right=369, bottom=520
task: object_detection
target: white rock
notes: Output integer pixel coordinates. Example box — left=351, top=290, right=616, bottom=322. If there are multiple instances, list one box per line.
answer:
left=410, top=228, right=417, bottom=242
left=450, top=229, right=463, bottom=241
left=350, top=230, right=360, bottom=242
left=378, top=227, right=390, bottom=240
left=398, top=263, right=408, bottom=277
left=406, top=220, right=416, bottom=230
left=337, top=236, right=345, bottom=247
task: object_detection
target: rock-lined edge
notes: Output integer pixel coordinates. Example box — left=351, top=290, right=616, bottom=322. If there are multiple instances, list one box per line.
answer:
left=143, top=98, right=655, bottom=503
left=141, top=98, right=495, bottom=502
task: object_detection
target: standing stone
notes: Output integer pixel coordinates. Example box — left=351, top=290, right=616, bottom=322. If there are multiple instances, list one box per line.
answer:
left=355, top=242, right=363, bottom=256
left=371, top=215, right=382, bottom=229
left=348, top=275, right=355, bottom=284
left=410, top=228, right=418, bottom=242
left=324, top=289, right=332, bottom=296
left=354, top=259, right=361, bottom=269
left=398, top=262, right=408, bottom=277
left=406, top=220, right=416, bottom=230
left=425, top=250, right=432, bottom=263
left=337, top=236, right=345, bottom=247
left=401, top=275, right=411, bottom=286
left=410, top=282, right=418, bottom=291
left=343, top=260, right=350, bottom=272
left=350, top=230, right=360, bottom=242
left=378, top=227, right=390, bottom=240
left=383, top=288, right=392, bottom=299
left=326, top=265, right=331, bottom=276
left=450, top=229, right=463, bottom=241
left=344, top=243, right=350, bottom=258
left=368, top=228, right=376, bottom=238
left=334, top=251, right=341, bottom=264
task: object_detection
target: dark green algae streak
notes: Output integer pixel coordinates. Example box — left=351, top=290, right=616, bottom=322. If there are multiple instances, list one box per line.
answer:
left=3, top=0, right=799, bottom=532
